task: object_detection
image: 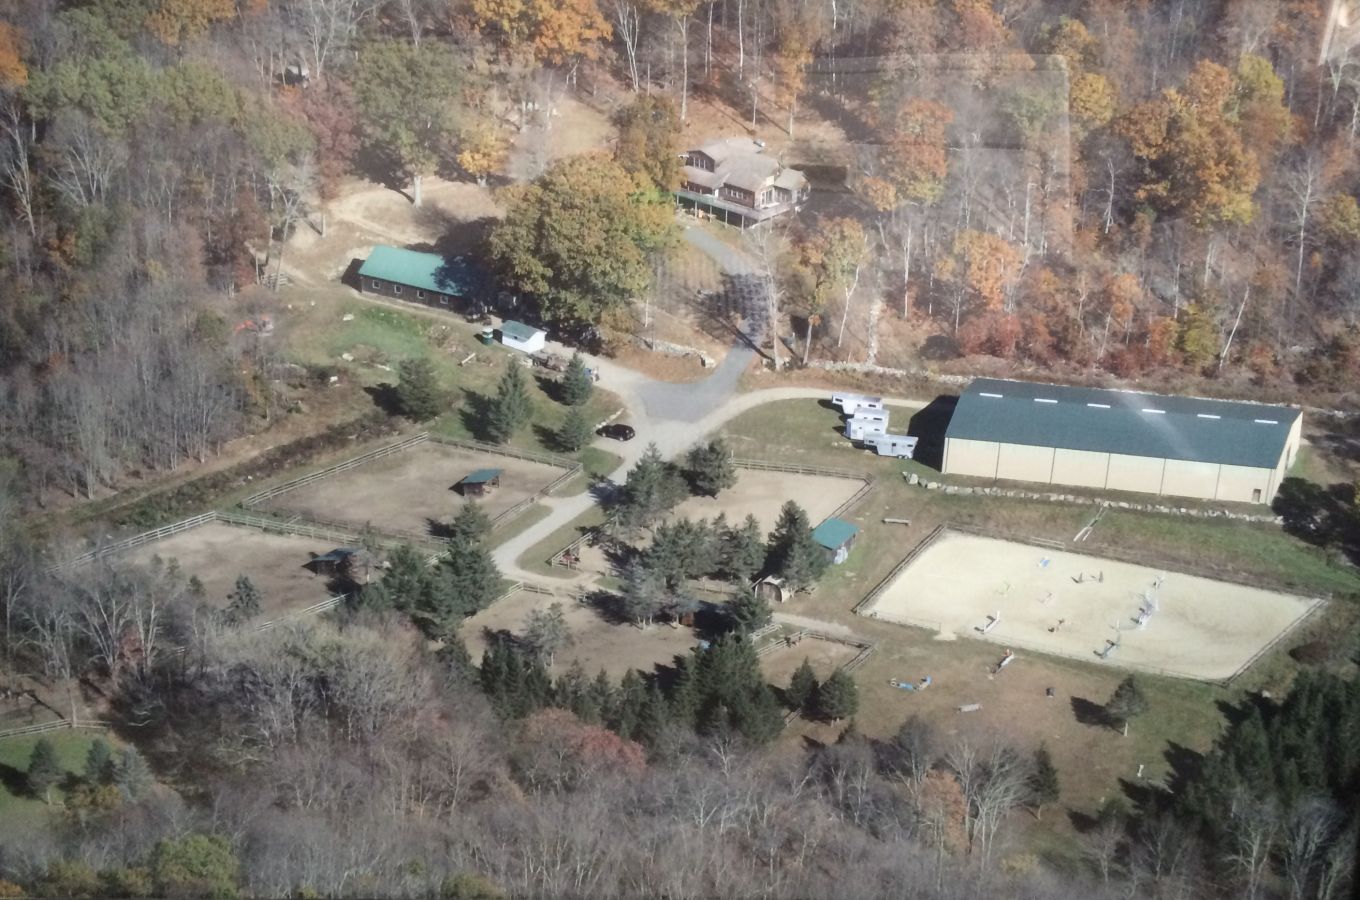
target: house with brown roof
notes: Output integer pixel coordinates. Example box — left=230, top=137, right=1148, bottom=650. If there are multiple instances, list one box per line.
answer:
left=676, top=138, right=809, bottom=227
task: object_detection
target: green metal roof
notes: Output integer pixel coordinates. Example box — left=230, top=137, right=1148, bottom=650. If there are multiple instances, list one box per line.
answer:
left=459, top=468, right=503, bottom=485
left=358, top=245, right=469, bottom=295
left=946, top=378, right=1299, bottom=469
left=812, top=517, right=860, bottom=551
left=500, top=320, right=543, bottom=342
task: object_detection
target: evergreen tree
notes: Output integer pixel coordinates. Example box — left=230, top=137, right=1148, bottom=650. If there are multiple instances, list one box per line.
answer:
left=557, top=406, right=594, bottom=451
left=447, top=501, right=492, bottom=546
left=394, top=357, right=442, bottom=421
left=814, top=669, right=859, bottom=722
left=522, top=602, right=572, bottom=666
left=786, top=658, right=819, bottom=713
left=113, top=746, right=153, bottom=800
left=1029, top=743, right=1060, bottom=820
left=225, top=575, right=262, bottom=625
left=417, top=539, right=500, bottom=638
left=684, top=437, right=737, bottom=497
left=669, top=654, right=702, bottom=729
left=723, top=514, right=767, bottom=584
left=1103, top=675, right=1148, bottom=735
left=637, top=682, right=671, bottom=747
left=588, top=670, right=616, bottom=724
left=27, top=737, right=62, bottom=804
left=486, top=362, right=532, bottom=443
left=84, top=738, right=114, bottom=785
left=620, top=559, right=667, bottom=627
left=613, top=670, right=649, bottom=740
left=727, top=590, right=772, bottom=633
left=690, top=634, right=785, bottom=743
left=436, top=635, right=478, bottom=685
left=617, top=443, right=687, bottom=534
left=554, top=662, right=595, bottom=722
left=561, top=352, right=593, bottom=407
left=768, top=502, right=827, bottom=593
left=480, top=638, right=551, bottom=719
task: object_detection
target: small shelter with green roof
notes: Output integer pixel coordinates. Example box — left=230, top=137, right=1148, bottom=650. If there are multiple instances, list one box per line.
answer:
left=812, top=518, right=860, bottom=565
left=358, top=245, right=471, bottom=308
left=456, top=468, right=503, bottom=497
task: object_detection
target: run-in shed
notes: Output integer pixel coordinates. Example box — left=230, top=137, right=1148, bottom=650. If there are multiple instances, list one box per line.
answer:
left=456, top=468, right=503, bottom=497
left=812, top=518, right=860, bottom=565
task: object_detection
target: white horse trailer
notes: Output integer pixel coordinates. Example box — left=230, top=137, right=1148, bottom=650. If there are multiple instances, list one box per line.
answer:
left=832, top=393, right=884, bottom=415
left=870, top=433, right=918, bottom=459
left=845, top=414, right=889, bottom=441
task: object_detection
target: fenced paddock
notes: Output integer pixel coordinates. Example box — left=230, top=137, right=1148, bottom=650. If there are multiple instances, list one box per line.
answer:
left=251, top=434, right=577, bottom=540
left=460, top=582, right=699, bottom=678
left=112, top=518, right=346, bottom=618
left=858, top=530, right=1322, bottom=683
left=670, top=460, right=870, bottom=534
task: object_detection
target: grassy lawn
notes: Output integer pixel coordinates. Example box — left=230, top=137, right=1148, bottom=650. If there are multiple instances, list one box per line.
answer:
left=556, top=447, right=624, bottom=497
left=489, top=502, right=554, bottom=547
left=285, top=296, right=621, bottom=468
left=0, top=730, right=110, bottom=837
left=517, top=507, right=607, bottom=579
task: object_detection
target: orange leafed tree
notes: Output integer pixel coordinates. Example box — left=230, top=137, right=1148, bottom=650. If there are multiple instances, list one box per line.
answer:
left=880, top=99, right=953, bottom=205
left=0, top=22, right=27, bottom=88
left=472, top=0, right=612, bottom=66
left=915, top=769, right=968, bottom=856
left=935, top=229, right=1022, bottom=331
left=145, top=0, right=237, bottom=46
left=515, top=709, right=647, bottom=789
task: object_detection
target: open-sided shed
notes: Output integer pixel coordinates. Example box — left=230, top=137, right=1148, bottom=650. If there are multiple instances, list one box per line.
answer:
left=812, top=518, right=860, bottom=565
left=457, top=468, right=503, bottom=497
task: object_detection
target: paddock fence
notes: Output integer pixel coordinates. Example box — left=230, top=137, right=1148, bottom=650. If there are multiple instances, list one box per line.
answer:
left=51, top=512, right=221, bottom=571
left=0, top=719, right=112, bottom=742
left=852, top=524, right=948, bottom=618
left=730, top=456, right=875, bottom=523
left=240, top=433, right=429, bottom=507
left=759, top=628, right=876, bottom=725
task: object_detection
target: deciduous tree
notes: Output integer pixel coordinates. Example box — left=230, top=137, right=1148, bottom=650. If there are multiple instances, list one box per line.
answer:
left=613, top=95, right=681, bottom=190
left=489, top=154, right=676, bottom=327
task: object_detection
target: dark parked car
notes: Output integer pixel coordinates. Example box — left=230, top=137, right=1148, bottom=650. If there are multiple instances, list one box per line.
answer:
left=596, top=423, right=636, bottom=441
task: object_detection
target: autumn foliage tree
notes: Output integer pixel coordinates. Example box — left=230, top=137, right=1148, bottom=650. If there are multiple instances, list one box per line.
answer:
left=0, top=22, right=27, bottom=88
left=488, top=154, right=676, bottom=327
left=934, top=230, right=1023, bottom=331
left=145, top=0, right=237, bottom=46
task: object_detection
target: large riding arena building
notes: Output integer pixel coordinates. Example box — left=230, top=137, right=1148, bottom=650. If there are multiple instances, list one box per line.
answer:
left=942, top=379, right=1302, bottom=504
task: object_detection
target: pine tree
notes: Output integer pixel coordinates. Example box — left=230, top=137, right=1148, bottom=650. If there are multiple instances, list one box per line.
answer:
left=1029, top=743, right=1060, bottom=819
left=815, top=669, right=859, bottom=722
left=395, top=357, right=442, bottom=421
left=617, top=443, right=687, bottom=534
left=486, top=362, right=532, bottom=443
left=637, top=682, right=671, bottom=746
left=554, top=662, right=594, bottom=721
left=786, top=658, right=819, bottom=713
left=620, top=560, right=667, bottom=627
left=522, top=602, right=572, bottom=666
left=767, top=502, right=828, bottom=591
left=84, top=738, right=114, bottom=784
left=417, top=540, right=500, bottom=638
left=613, top=670, right=648, bottom=740
left=561, top=352, right=593, bottom=406
left=684, top=438, right=737, bottom=497
left=588, top=670, right=616, bottom=724
left=113, top=746, right=153, bottom=800
left=27, top=737, right=62, bottom=804
left=557, top=406, right=594, bottom=451
left=728, top=590, right=772, bottom=633
left=381, top=544, right=431, bottom=611
left=723, top=515, right=767, bottom=584
left=225, top=575, right=262, bottom=625
left=1104, top=675, right=1148, bottom=735
left=447, top=501, right=492, bottom=546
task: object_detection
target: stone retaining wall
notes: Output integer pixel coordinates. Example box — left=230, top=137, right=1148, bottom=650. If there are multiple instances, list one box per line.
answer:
left=904, top=472, right=1283, bottom=525
left=641, top=337, right=716, bottom=367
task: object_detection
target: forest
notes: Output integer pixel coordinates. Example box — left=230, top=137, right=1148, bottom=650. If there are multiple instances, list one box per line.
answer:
left=0, top=0, right=1358, bottom=896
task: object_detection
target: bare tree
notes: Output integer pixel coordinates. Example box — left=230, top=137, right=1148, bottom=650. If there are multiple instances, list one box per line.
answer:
left=0, top=95, right=36, bottom=237
left=289, top=0, right=382, bottom=84
left=613, top=0, right=643, bottom=92
left=49, top=113, right=128, bottom=210
left=1281, top=153, right=1324, bottom=315
left=1226, top=789, right=1280, bottom=900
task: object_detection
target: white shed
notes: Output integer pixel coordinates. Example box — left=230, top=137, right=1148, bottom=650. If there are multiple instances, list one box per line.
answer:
left=499, top=320, right=547, bottom=354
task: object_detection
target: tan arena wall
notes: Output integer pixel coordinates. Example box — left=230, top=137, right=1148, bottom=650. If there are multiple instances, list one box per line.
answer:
left=1105, top=453, right=1166, bottom=494
left=943, top=438, right=1001, bottom=478
left=1160, top=458, right=1220, bottom=500
left=1051, top=448, right=1109, bottom=488
left=1216, top=464, right=1272, bottom=504
left=995, top=443, right=1057, bottom=483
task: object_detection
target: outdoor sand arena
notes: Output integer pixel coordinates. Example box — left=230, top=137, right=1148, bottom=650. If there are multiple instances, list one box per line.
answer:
left=863, top=531, right=1322, bottom=682
left=671, top=469, right=865, bottom=533
left=123, top=523, right=340, bottom=617
left=263, top=443, right=566, bottom=538
left=461, top=588, right=698, bottom=677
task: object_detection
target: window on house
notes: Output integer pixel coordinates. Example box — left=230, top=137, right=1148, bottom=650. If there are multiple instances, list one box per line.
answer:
left=393, top=285, right=402, bottom=294
left=417, top=290, right=426, bottom=300
left=438, top=296, right=448, bottom=305
left=371, top=279, right=381, bottom=289
left=1252, top=489, right=1262, bottom=503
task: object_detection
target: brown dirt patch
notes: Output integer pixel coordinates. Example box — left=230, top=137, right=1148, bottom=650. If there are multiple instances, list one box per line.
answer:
left=262, top=443, right=566, bottom=540
left=760, top=636, right=861, bottom=685
left=671, top=469, right=864, bottom=533
left=123, top=522, right=340, bottom=616
left=461, top=588, right=698, bottom=678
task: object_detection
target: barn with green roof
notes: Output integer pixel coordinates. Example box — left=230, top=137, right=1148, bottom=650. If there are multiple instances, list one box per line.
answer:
left=358, top=245, right=472, bottom=309
left=942, top=379, right=1302, bottom=504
